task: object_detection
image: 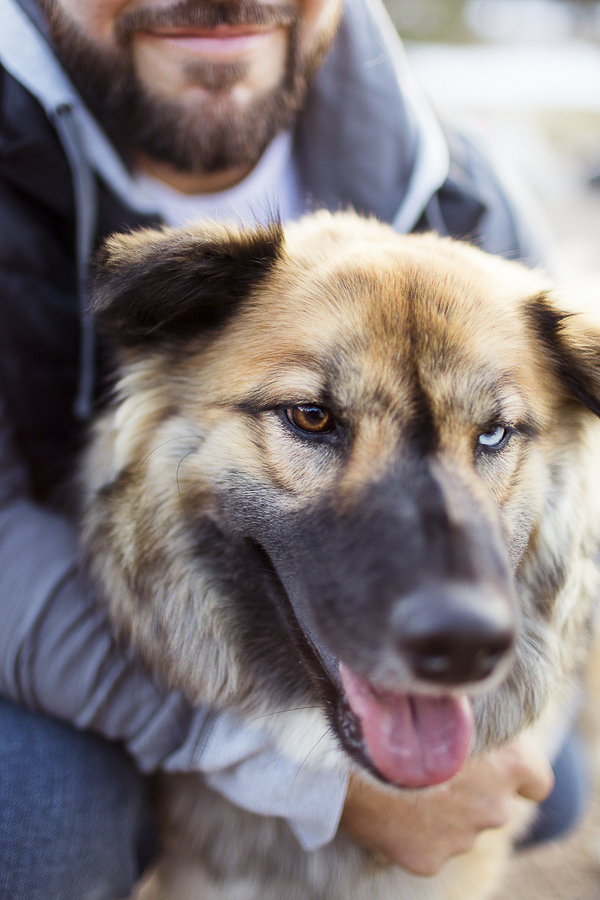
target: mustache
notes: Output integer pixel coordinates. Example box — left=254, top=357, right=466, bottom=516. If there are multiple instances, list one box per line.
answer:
left=116, top=0, right=300, bottom=39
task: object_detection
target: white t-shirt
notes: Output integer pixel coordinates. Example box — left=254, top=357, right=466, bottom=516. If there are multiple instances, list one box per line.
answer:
left=132, top=131, right=305, bottom=228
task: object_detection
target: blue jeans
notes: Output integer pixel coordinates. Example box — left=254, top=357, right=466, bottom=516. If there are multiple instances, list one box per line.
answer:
left=0, top=699, right=588, bottom=899
left=0, top=699, right=157, bottom=900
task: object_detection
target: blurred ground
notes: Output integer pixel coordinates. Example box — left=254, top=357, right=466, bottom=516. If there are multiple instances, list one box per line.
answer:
left=406, top=38, right=600, bottom=899
left=492, top=655, right=600, bottom=900
left=494, top=808, right=600, bottom=900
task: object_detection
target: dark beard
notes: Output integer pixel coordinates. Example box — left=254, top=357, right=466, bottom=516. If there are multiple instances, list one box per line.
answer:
left=39, top=0, right=329, bottom=174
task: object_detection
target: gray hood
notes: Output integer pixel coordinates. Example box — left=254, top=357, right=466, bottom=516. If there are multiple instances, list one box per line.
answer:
left=295, top=0, right=449, bottom=230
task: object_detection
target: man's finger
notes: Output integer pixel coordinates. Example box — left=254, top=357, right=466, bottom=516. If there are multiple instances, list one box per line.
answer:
left=509, top=740, right=555, bottom=803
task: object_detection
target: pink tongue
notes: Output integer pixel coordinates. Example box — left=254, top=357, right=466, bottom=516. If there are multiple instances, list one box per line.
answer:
left=339, top=663, right=473, bottom=787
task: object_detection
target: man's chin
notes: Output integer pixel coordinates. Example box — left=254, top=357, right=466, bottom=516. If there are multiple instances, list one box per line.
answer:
left=40, top=0, right=329, bottom=178
left=126, top=82, right=296, bottom=175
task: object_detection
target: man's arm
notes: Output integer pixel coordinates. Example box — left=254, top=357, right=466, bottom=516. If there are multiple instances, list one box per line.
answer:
left=0, top=390, right=200, bottom=767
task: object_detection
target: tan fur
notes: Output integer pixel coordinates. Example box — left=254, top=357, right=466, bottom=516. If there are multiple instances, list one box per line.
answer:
left=80, top=212, right=600, bottom=900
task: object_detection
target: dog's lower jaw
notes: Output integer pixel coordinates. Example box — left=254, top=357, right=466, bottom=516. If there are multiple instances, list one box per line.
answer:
left=132, top=769, right=536, bottom=900
left=130, top=678, right=559, bottom=900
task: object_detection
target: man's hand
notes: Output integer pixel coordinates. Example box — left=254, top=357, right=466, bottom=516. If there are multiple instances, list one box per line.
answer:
left=339, top=739, right=554, bottom=877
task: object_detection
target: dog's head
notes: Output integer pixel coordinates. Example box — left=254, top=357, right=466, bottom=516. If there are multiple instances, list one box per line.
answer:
left=84, top=212, right=600, bottom=788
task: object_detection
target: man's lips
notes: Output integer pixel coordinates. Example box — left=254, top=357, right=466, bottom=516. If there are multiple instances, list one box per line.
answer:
left=142, top=24, right=282, bottom=54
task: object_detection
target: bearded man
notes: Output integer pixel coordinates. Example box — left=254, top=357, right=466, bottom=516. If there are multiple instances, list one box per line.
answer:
left=0, top=1, right=568, bottom=898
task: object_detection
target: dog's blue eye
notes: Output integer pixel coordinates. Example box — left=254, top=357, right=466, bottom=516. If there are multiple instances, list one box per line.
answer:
left=478, top=425, right=510, bottom=451
left=285, top=404, right=336, bottom=435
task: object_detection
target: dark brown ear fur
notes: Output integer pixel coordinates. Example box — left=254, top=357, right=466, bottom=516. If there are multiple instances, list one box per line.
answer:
left=90, top=220, right=284, bottom=344
left=527, top=292, right=600, bottom=417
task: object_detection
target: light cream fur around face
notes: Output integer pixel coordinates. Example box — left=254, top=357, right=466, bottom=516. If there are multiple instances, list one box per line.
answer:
left=81, top=212, right=600, bottom=900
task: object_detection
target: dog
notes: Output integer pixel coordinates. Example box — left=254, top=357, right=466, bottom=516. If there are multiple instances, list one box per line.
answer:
left=79, top=211, right=600, bottom=900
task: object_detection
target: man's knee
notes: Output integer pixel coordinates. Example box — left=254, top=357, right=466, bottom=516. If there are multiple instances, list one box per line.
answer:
left=0, top=699, right=157, bottom=900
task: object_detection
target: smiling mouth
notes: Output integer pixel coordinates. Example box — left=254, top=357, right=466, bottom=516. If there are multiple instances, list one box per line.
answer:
left=141, top=23, right=283, bottom=54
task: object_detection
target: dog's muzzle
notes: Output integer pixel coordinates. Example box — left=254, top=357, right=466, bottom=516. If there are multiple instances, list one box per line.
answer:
left=283, top=578, right=516, bottom=789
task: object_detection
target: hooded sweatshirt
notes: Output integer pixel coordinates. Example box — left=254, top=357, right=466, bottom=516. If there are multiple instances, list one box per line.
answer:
left=0, top=0, right=544, bottom=850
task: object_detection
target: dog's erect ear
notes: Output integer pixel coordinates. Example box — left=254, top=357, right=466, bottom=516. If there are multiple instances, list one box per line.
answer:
left=527, top=292, right=600, bottom=417
left=90, top=220, right=284, bottom=344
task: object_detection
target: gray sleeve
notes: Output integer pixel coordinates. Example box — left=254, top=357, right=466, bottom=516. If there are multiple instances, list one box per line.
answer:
left=0, top=396, right=192, bottom=768
left=0, top=396, right=347, bottom=848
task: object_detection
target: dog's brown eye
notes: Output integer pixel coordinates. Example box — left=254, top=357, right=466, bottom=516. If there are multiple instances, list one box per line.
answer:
left=286, top=404, right=335, bottom=434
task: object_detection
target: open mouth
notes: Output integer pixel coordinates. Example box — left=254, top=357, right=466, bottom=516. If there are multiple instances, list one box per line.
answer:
left=271, top=589, right=477, bottom=788
left=250, top=545, right=491, bottom=789
left=339, top=663, right=474, bottom=788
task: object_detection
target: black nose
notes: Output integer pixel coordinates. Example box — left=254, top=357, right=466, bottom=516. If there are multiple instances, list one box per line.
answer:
left=391, top=585, right=516, bottom=686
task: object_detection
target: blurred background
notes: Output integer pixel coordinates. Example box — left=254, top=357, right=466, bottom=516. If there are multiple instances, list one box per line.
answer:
left=386, top=0, right=600, bottom=43
left=382, top=0, right=600, bottom=297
